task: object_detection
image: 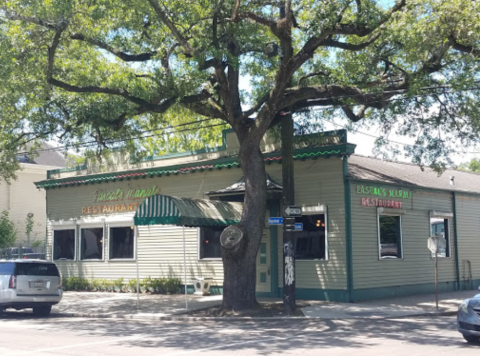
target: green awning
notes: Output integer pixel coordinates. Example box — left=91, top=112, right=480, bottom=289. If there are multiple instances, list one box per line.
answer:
left=134, top=194, right=243, bottom=227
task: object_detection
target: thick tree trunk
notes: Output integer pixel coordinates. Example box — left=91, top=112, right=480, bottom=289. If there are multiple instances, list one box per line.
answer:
left=221, top=140, right=267, bottom=310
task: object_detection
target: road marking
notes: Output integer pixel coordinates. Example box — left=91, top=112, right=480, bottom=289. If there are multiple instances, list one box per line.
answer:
left=0, top=320, right=246, bottom=356
left=158, top=335, right=288, bottom=356
left=0, top=334, right=149, bottom=356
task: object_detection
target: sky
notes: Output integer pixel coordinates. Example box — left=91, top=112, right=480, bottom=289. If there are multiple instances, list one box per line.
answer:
left=327, top=122, right=479, bottom=166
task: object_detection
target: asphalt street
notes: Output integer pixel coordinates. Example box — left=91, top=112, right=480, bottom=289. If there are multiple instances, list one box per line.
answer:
left=0, top=313, right=479, bottom=356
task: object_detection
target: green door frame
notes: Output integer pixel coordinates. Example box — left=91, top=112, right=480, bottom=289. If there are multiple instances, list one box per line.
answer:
left=256, top=204, right=280, bottom=298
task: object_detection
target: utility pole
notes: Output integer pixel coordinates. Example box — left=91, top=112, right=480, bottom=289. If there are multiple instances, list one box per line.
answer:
left=282, top=111, right=296, bottom=315
left=279, top=1, right=296, bottom=315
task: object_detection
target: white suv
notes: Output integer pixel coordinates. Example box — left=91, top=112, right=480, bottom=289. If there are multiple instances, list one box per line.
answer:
left=0, top=260, right=63, bottom=316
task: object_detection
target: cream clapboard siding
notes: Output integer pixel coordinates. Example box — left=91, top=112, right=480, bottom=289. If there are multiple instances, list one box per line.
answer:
left=455, top=194, right=480, bottom=285
left=3, top=165, right=52, bottom=244
left=47, top=157, right=347, bottom=291
left=48, top=168, right=242, bottom=285
left=352, top=184, right=457, bottom=290
left=271, top=157, right=347, bottom=291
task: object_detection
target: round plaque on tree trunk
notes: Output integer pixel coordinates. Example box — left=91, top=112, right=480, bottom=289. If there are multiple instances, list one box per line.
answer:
left=220, top=225, right=244, bottom=250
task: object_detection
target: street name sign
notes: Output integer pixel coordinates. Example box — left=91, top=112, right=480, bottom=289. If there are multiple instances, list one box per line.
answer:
left=294, top=223, right=303, bottom=231
left=268, top=217, right=284, bottom=225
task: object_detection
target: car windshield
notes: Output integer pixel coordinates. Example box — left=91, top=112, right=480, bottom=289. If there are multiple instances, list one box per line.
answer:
left=14, top=263, right=59, bottom=277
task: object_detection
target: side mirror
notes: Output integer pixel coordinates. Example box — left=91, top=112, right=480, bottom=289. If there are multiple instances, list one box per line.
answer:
left=478, top=285, right=480, bottom=291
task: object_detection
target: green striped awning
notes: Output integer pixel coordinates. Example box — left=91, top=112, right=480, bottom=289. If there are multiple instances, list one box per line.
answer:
left=134, top=194, right=243, bottom=227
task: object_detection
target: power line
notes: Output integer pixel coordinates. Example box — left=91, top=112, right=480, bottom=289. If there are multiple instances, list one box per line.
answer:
left=17, top=121, right=229, bottom=155
left=16, top=84, right=480, bottom=154
left=326, top=121, right=480, bottom=155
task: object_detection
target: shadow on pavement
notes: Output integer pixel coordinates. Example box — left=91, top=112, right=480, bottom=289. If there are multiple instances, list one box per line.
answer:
left=2, top=313, right=479, bottom=354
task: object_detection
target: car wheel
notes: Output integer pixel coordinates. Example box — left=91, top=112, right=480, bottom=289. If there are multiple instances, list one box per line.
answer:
left=32, top=306, right=52, bottom=317
left=462, top=334, right=480, bottom=344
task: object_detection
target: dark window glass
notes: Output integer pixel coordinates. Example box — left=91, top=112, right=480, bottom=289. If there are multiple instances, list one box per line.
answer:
left=14, top=263, right=59, bottom=276
left=53, top=229, right=75, bottom=260
left=81, top=228, right=104, bottom=260
left=0, top=262, right=15, bottom=275
left=430, top=218, right=450, bottom=257
left=200, top=226, right=225, bottom=259
left=295, top=214, right=327, bottom=260
left=379, top=215, right=402, bottom=259
left=109, top=227, right=134, bottom=259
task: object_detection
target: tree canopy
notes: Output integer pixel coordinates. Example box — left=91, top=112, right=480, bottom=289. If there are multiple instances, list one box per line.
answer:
left=0, top=0, right=479, bottom=176
left=1, top=0, right=480, bottom=309
left=459, top=158, right=480, bottom=174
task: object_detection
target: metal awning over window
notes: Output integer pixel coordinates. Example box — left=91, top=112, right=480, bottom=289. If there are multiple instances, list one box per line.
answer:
left=134, top=194, right=243, bottom=227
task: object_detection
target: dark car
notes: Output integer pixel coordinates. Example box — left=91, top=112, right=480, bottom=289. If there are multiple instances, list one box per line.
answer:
left=1, top=247, right=45, bottom=260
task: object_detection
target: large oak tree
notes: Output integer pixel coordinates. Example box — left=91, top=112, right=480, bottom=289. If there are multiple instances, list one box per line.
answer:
left=1, top=0, right=479, bottom=310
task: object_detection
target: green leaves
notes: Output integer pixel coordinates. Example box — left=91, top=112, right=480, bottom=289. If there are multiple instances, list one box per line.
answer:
left=0, top=211, right=17, bottom=248
left=0, top=0, right=479, bottom=177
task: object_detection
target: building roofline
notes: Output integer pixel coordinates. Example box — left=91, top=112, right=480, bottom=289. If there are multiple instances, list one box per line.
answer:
left=36, top=143, right=353, bottom=189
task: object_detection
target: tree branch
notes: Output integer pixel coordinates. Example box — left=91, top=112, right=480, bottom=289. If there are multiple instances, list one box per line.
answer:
left=297, top=71, right=330, bottom=86
left=282, top=84, right=407, bottom=112
left=242, top=93, right=269, bottom=118
left=449, top=34, right=480, bottom=58
left=147, top=0, right=196, bottom=56
left=320, top=31, right=382, bottom=51
left=341, top=105, right=368, bottom=122
left=333, top=0, right=406, bottom=37
left=231, top=0, right=241, bottom=22
left=2, top=8, right=60, bottom=30
left=70, top=34, right=157, bottom=62
left=232, top=11, right=277, bottom=28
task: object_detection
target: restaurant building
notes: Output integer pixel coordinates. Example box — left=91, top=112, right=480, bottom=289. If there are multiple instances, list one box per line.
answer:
left=35, top=130, right=480, bottom=302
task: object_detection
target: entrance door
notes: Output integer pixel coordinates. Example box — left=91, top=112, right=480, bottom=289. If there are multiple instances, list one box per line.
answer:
left=256, top=229, right=271, bottom=293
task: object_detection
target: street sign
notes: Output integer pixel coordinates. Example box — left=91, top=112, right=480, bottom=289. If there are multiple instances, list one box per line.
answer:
left=268, top=217, right=284, bottom=225
left=428, top=236, right=446, bottom=254
left=284, top=206, right=302, bottom=217
left=294, top=223, right=303, bottom=231
left=284, top=217, right=295, bottom=231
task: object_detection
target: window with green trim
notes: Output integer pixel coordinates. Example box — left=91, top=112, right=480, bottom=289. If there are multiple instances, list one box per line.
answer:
left=378, top=215, right=403, bottom=259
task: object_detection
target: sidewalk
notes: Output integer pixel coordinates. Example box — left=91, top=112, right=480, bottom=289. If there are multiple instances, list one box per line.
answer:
left=49, top=288, right=479, bottom=320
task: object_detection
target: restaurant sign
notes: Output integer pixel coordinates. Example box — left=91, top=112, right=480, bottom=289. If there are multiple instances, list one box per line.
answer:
left=357, top=185, right=412, bottom=210
left=356, top=185, right=412, bottom=199
left=360, top=198, right=403, bottom=209
left=82, top=185, right=160, bottom=215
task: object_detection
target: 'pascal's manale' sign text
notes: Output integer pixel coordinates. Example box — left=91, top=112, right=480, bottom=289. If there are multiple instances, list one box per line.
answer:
left=82, top=185, right=160, bottom=215
left=357, top=185, right=413, bottom=209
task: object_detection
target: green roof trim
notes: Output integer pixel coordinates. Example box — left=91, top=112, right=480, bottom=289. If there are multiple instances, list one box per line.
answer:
left=134, top=194, right=243, bottom=227
left=36, top=142, right=354, bottom=189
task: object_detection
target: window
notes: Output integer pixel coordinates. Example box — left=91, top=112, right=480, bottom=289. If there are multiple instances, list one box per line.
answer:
left=80, top=227, right=104, bottom=260
left=295, top=214, right=327, bottom=260
left=109, top=226, right=135, bottom=260
left=430, top=217, right=450, bottom=257
left=378, top=215, right=403, bottom=259
left=53, top=229, right=76, bottom=260
left=199, top=226, right=225, bottom=259
left=15, top=263, right=59, bottom=277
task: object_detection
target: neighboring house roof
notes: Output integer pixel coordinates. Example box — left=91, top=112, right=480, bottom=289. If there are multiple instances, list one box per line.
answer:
left=17, top=142, right=66, bottom=168
left=348, top=155, right=480, bottom=194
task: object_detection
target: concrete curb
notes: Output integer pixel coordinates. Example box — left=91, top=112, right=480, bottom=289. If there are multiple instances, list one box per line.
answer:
left=49, top=310, right=457, bottom=321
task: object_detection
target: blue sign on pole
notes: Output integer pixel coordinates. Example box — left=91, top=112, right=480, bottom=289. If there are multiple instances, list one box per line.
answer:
left=268, top=217, right=284, bottom=225
left=294, top=223, right=303, bottom=231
